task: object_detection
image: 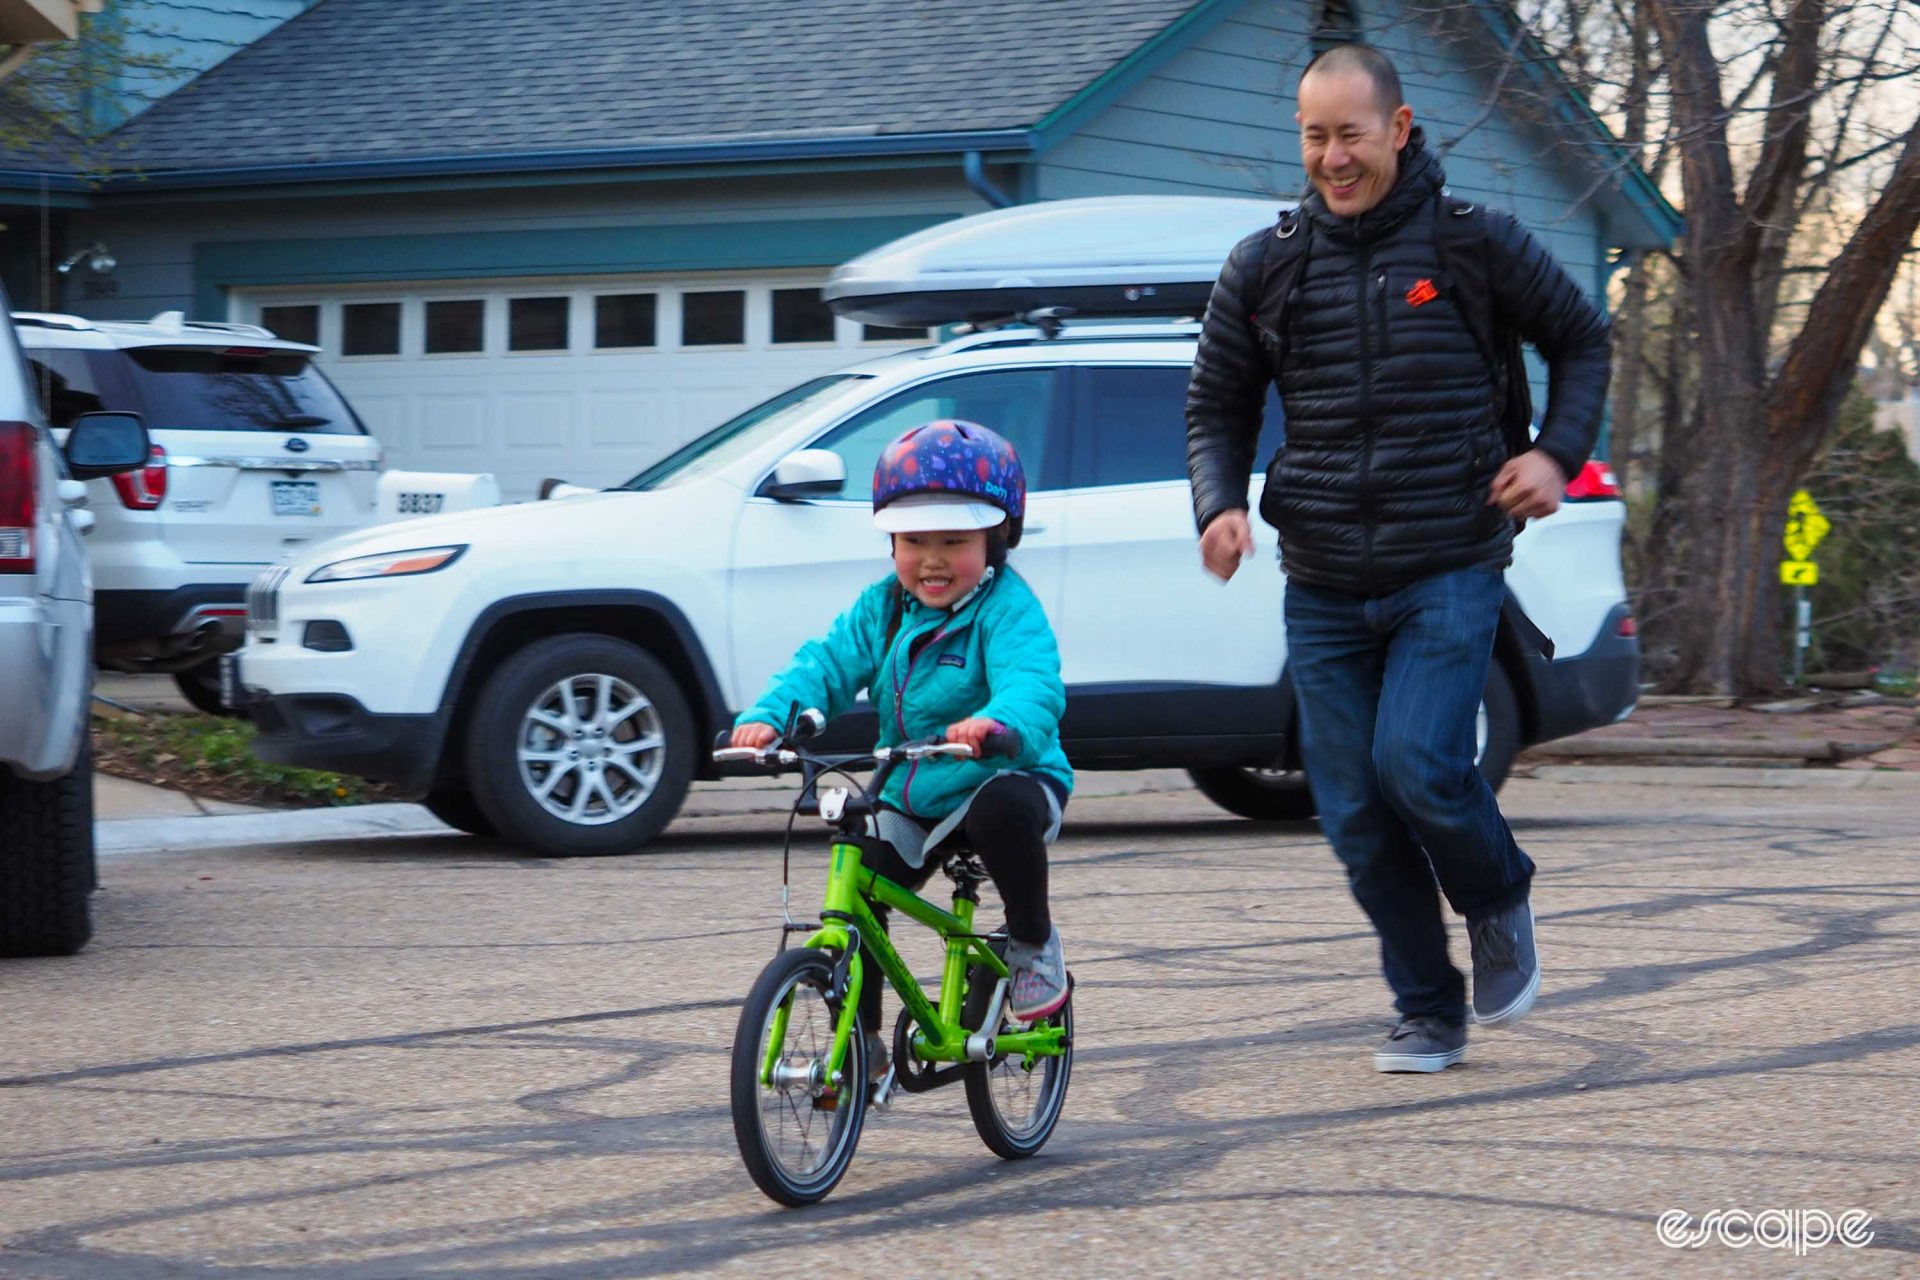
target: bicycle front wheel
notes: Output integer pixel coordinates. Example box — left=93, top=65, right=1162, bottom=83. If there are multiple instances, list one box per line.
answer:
left=730, top=947, right=868, bottom=1206
left=963, top=953, right=1073, bottom=1159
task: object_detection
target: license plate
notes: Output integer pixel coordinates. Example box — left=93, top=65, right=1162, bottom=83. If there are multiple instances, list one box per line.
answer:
left=271, top=480, right=321, bottom=516
left=219, top=653, right=239, bottom=710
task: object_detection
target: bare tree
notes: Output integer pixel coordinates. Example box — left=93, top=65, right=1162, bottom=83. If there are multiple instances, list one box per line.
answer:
left=1644, top=0, right=1920, bottom=693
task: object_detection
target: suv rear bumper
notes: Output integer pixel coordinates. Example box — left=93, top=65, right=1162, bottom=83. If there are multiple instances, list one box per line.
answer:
left=243, top=684, right=445, bottom=792
left=1522, top=604, right=1641, bottom=744
left=95, top=586, right=248, bottom=667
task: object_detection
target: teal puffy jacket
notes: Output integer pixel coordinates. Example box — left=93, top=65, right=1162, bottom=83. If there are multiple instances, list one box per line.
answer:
left=738, top=567, right=1073, bottom=821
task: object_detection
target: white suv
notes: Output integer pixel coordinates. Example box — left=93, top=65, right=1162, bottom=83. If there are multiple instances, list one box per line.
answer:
left=16, top=311, right=383, bottom=712
left=231, top=320, right=1638, bottom=856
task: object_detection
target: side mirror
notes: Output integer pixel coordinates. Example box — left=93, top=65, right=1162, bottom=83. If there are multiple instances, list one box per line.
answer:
left=763, top=448, right=847, bottom=502
left=64, top=412, right=151, bottom=479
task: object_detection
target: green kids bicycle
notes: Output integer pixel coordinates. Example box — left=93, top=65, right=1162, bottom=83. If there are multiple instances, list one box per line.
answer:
left=714, top=712, right=1074, bottom=1206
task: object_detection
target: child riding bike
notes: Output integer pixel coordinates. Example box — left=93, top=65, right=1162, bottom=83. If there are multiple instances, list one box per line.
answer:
left=729, top=420, right=1074, bottom=1057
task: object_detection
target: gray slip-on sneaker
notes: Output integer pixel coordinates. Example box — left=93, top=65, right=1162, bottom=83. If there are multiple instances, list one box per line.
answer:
left=1374, top=1015, right=1468, bottom=1073
left=1005, top=926, right=1070, bottom=1022
left=1469, top=899, right=1541, bottom=1026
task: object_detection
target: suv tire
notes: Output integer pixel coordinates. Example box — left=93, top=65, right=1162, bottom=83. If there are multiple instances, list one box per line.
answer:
left=0, top=734, right=97, bottom=957
left=174, top=659, right=244, bottom=719
left=1188, top=663, right=1523, bottom=822
left=421, top=785, right=498, bottom=837
left=464, top=634, right=695, bottom=856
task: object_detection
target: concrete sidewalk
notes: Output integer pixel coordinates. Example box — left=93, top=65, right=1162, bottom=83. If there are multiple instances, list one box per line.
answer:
left=94, top=763, right=1920, bottom=859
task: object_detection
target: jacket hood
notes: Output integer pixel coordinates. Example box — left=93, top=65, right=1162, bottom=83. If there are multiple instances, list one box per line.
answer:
left=1303, top=124, right=1447, bottom=244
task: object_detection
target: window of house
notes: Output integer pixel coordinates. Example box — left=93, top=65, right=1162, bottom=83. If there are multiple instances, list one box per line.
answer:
left=260, top=304, right=319, bottom=346
left=508, top=296, right=570, bottom=352
left=771, top=287, right=836, bottom=344
left=682, top=290, right=746, bottom=346
left=341, top=303, right=401, bottom=357
left=1312, top=0, right=1361, bottom=49
left=595, top=293, right=658, bottom=348
left=1067, top=366, right=1284, bottom=488
left=425, top=299, right=485, bottom=354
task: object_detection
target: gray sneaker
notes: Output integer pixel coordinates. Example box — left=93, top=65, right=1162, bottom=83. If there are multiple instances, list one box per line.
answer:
left=1005, top=926, right=1070, bottom=1022
left=1469, top=899, right=1540, bottom=1026
left=1374, top=1015, right=1468, bottom=1073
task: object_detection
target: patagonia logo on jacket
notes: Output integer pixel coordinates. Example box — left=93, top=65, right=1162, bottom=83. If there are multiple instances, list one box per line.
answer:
left=938, top=653, right=965, bottom=669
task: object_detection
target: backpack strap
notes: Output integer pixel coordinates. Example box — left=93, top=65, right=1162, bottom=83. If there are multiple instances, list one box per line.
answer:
left=1251, top=205, right=1311, bottom=369
left=1432, top=191, right=1535, bottom=467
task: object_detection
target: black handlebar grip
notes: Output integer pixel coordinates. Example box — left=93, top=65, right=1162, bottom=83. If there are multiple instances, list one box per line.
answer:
left=980, top=726, right=1023, bottom=759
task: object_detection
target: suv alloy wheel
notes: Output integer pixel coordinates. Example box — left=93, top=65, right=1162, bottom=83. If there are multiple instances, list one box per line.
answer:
left=464, top=634, right=695, bottom=856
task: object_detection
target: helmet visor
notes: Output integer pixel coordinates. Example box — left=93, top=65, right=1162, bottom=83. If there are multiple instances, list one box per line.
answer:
left=872, top=493, right=1008, bottom=534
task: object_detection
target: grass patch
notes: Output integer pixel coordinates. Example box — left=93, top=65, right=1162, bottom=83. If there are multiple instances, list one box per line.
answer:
left=92, top=711, right=404, bottom=809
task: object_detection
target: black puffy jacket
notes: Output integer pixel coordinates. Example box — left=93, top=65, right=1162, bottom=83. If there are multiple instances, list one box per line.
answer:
left=1185, top=132, right=1611, bottom=596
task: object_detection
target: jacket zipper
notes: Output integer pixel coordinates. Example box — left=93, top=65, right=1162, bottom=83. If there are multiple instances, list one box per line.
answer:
left=1356, top=244, right=1376, bottom=588
left=893, top=621, right=950, bottom=816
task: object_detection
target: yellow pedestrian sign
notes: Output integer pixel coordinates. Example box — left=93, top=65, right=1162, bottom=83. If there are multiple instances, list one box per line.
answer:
left=1783, top=489, right=1830, bottom=561
left=1780, top=560, right=1819, bottom=585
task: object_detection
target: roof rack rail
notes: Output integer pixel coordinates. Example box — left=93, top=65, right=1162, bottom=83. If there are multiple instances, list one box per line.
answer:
left=932, top=317, right=1201, bottom=356
left=10, top=311, right=95, bottom=331
left=181, top=319, right=278, bottom=339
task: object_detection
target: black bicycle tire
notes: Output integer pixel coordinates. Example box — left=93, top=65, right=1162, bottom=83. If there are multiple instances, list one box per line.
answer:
left=730, top=947, right=868, bottom=1205
left=961, top=952, right=1073, bottom=1159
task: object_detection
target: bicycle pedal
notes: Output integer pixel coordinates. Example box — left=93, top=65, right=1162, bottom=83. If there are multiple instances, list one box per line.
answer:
left=868, top=1068, right=899, bottom=1111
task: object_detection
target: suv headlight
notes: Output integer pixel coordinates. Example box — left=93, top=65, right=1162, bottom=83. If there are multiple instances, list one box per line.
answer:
left=306, top=544, right=467, bottom=584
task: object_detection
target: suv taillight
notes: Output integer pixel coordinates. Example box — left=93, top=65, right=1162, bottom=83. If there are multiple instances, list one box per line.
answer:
left=111, top=443, right=168, bottom=510
left=0, top=420, right=37, bottom=574
left=1566, top=460, right=1621, bottom=500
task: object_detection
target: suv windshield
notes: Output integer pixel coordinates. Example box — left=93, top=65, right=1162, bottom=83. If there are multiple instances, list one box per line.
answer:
left=620, top=374, right=869, bottom=491
left=26, top=345, right=366, bottom=434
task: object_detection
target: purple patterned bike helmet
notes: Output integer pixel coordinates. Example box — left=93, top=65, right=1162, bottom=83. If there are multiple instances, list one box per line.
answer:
left=871, top=419, right=1027, bottom=547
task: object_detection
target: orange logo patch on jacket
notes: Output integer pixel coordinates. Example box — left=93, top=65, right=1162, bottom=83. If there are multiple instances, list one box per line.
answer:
left=1405, top=278, right=1440, bottom=308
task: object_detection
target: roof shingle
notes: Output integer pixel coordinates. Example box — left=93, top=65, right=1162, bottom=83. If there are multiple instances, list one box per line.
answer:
left=109, top=0, right=1202, bottom=172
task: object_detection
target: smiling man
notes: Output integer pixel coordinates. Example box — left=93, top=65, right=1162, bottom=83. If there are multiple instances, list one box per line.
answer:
left=1185, top=45, right=1612, bottom=1073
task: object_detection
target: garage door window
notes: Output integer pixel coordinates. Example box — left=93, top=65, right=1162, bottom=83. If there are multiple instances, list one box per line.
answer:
left=683, top=290, right=745, bottom=346
left=594, top=293, right=657, bottom=349
left=807, top=369, right=1064, bottom=499
left=425, top=300, right=485, bottom=355
left=771, top=288, right=836, bottom=345
left=260, top=304, right=319, bottom=346
left=509, top=297, right=570, bottom=352
left=342, top=303, right=401, bottom=357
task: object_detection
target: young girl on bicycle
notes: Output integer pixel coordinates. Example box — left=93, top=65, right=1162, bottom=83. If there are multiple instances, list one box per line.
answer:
left=730, top=419, right=1073, bottom=1033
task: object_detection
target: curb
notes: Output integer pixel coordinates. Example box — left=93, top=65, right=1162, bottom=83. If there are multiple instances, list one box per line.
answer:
left=1525, top=764, right=1920, bottom=790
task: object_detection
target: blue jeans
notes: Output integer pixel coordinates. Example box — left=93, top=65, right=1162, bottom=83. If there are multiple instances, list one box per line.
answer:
left=1284, top=565, right=1534, bottom=1022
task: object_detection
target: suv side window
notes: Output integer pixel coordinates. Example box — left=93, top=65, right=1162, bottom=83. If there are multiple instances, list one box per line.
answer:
left=804, top=368, right=1065, bottom=498
left=1066, top=365, right=1284, bottom=488
left=23, top=351, right=109, bottom=428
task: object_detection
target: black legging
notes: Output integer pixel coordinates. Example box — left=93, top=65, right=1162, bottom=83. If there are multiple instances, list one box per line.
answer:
left=857, top=773, right=1059, bottom=1032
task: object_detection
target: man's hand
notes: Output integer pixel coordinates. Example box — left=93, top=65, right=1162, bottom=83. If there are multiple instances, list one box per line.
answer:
left=1200, top=509, right=1255, bottom=581
left=944, top=717, right=1004, bottom=757
left=1489, top=450, right=1567, bottom=522
left=730, top=723, right=778, bottom=749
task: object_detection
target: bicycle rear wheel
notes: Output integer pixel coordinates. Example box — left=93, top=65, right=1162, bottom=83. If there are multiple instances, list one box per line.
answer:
left=962, top=952, right=1073, bottom=1159
left=730, top=947, right=868, bottom=1205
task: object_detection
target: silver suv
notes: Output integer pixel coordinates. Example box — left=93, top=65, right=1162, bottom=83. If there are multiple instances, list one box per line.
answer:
left=1, top=305, right=151, bottom=957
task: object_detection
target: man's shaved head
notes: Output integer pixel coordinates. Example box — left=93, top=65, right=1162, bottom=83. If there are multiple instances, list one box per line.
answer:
left=1299, top=43, right=1405, bottom=120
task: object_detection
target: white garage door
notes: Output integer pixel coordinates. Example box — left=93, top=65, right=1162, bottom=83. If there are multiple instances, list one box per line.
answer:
left=233, top=271, right=927, bottom=500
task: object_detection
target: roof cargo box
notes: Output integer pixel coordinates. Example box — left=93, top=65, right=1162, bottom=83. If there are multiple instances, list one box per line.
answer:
left=824, top=195, right=1291, bottom=328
